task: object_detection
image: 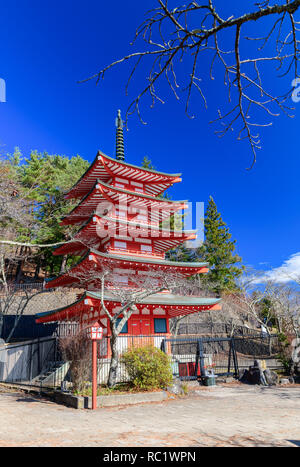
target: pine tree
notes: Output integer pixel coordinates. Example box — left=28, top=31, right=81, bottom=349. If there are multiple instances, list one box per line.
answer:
left=141, top=155, right=155, bottom=170
left=16, top=151, right=89, bottom=275
left=197, top=196, right=244, bottom=295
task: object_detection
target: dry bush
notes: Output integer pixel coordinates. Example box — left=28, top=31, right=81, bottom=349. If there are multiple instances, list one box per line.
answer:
left=59, top=329, right=91, bottom=393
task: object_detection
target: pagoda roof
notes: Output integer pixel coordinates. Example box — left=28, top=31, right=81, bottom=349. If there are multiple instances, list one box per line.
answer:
left=54, top=214, right=197, bottom=256
left=45, top=249, right=209, bottom=289
left=61, top=180, right=187, bottom=226
left=35, top=290, right=221, bottom=323
left=65, top=151, right=182, bottom=200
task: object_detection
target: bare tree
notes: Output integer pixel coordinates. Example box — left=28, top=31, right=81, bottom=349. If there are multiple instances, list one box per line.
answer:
left=0, top=284, right=49, bottom=342
left=82, top=0, right=300, bottom=167
left=265, top=283, right=300, bottom=374
left=168, top=275, right=221, bottom=336
left=234, top=272, right=276, bottom=334
left=268, top=283, right=300, bottom=336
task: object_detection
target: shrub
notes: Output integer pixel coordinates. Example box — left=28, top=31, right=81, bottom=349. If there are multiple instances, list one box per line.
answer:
left=122, top=345, right=173, bottom=390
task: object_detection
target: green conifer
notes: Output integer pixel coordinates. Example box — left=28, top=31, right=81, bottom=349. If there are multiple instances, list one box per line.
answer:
left=197, top=196, right=244, bottom=294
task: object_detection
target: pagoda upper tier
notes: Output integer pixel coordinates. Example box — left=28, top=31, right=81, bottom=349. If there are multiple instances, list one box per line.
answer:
left=61, top=180, right=187, bottom=227
left=54, top=214, right=197, bottom=258
left=65, top=151, right=182, bottom=200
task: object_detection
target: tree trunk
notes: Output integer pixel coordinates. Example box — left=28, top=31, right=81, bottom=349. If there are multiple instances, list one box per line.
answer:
left=173, top=319, right=181, bottom=337
left=15, top=259, right=24, bottom=283
left=108, top=332, right=119, bottom=387
left=6, top=310, right=23, bottom=343
left=34, top=259, right=41, bottom=280
left=0, top=314, right=4, bottom=340
left=60, top=255, right=67, bottom=274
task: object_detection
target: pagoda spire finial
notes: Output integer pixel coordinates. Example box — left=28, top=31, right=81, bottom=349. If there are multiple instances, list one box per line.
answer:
left=115, top=109, right=125, bottom=161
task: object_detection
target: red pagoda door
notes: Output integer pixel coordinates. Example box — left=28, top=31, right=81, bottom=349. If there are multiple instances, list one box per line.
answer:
left=131, top=318, right=151, bottom=335
left=130, top=318, right=152, bottom=347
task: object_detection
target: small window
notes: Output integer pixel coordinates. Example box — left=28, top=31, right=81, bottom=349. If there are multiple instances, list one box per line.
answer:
left=116, top=318, right=128, bottom=334
left=115, top=241, right=127, bottom=249
left=140, top=244, right=152, bottom=252
left=154, top=318, right=167, bottom=333
left=114, top=275, right=128, bottom=284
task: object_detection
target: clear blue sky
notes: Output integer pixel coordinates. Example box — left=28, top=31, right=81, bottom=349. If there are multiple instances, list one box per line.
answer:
left=1, top=0, right=299, bottom=277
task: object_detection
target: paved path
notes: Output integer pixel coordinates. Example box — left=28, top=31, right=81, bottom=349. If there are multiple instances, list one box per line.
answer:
left=0, top=384, right=300, bottom=447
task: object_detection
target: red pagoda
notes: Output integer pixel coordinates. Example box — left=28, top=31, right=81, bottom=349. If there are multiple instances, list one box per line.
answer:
left=36, top=110, right=221, bottom=341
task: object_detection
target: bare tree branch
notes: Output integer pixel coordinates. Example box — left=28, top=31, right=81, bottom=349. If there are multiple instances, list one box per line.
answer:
left=80, top=0, right=300, bottom=167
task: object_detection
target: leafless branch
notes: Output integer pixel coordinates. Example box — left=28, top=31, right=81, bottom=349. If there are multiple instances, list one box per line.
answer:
left=81, top=0, right=300, bottom=168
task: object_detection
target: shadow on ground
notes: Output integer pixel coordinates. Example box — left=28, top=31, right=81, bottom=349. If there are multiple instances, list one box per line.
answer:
left=287, top=440, right=300, bottom=447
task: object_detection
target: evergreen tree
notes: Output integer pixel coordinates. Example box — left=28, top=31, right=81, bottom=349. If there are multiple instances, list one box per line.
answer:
left=165, top=243, right=195, bottom=262
left=197, top=196, right=244, bottom=295
left=14, top=150, right=89, bottom=275
left=141, top=155, right=155, bottom=170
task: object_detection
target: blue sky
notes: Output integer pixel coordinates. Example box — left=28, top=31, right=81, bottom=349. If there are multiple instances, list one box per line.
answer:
left=0, top=0, right=299, bottom=279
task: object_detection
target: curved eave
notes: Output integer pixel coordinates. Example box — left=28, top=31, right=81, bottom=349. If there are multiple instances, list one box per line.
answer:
left=35, top=293, right=87, bottom=323
left=100, top=152, right=181, bottom=179
left=54, top=214, right=197, bottom=256
left=90, top=249, right=208, bottom=269
left=88, top=290, right=221, bottom=308
left=45, top=249, right=209, bottom=289
left=36, top=291, right=221, bottom=324
left=61, top=180, right=188, bottom=226
left=98, top=179, right=187, bottom=205
left=65, top=150, right=182, bottom=200
left=45, top=251, right=92, bottom=289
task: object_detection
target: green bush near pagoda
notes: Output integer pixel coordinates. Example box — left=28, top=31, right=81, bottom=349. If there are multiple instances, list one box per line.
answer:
left=121, top=345, right=173, bottom=390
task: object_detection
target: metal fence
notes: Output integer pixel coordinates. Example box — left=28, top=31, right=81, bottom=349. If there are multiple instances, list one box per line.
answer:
left=0, top=317, right=81, bottom=342
left=0, top=333, right=282, bottom=391
left=0, top=283, right=45, bottom=294
left=0, top=337, right=67, bottom=390
left=0, top=334, right=167, bottom=390
left=162, top=335, right=281, bottom=380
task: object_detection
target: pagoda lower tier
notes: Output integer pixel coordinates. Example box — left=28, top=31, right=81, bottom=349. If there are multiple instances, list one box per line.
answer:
left=45, top=249, right=209, bottom=289
left=36, top=290, right=221, bottom=336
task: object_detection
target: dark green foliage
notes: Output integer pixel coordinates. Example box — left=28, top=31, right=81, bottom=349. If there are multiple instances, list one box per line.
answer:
left=122, top=345, right=173, bottom=390
left=258, top=297, right=276, bottom=327
left=197, top=196, right=244, bottom=294
left=166, top=243, right=195, bottom=262
left=141, top=155, right=155, bottom=170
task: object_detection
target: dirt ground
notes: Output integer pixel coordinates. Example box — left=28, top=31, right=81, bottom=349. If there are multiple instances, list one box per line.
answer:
left=0, top=382, right=300, bottom=447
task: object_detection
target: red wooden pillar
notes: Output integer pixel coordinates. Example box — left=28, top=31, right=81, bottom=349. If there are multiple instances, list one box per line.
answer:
left=92, top=339, right=97, bottom=410
left=88, top=322, right=103, bottom=410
